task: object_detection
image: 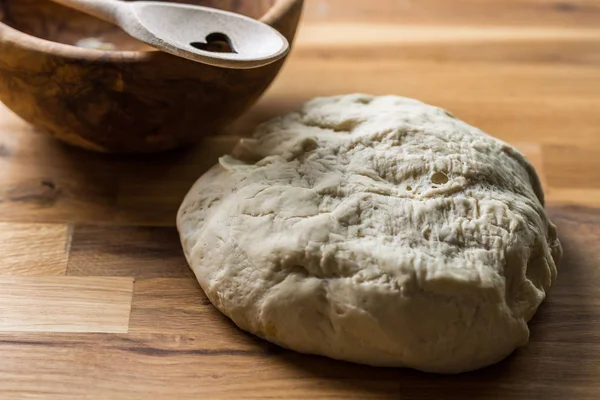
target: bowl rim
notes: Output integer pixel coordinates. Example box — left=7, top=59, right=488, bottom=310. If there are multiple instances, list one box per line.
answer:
left=0, top=0, right=300, bottom=63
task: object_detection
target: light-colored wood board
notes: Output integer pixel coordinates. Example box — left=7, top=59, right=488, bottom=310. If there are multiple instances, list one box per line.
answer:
left=0, top=276, right=134, bottom=333
left=0, top=222, right=69, bottom=276
left=296, top=24, right=600, bottom=48
left=543, top=144, right=600, bottom=189
left=301, top=0, right=600, bottom=27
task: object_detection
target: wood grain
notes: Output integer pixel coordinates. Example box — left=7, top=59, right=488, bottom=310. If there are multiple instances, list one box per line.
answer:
left=301, top=0, right=600, bottom=27
left=544, top=144, right=600, bottom=189
left=547, top=188, right=600, bottom=208
left=0, top=223, right=69, bottom=275
left=66, top=226, right=192, bottom=278
left=0, top=276, right=134, bottom=333
left=128, top=278, right=237, bottom=335
left=1, top=0, right=600, bottom=398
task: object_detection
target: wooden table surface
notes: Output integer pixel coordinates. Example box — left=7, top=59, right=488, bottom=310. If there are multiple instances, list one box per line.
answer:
left=1, top=0, right=600, bottom=398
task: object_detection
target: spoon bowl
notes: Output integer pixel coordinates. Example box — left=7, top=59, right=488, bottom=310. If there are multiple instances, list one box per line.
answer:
left=132, top=2, right=289, bottom=68
left=51, top=0, right=290, bottom=69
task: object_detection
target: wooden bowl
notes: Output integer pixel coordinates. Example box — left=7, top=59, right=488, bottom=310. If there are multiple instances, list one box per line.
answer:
left=0, top=0, right=303, bottom=153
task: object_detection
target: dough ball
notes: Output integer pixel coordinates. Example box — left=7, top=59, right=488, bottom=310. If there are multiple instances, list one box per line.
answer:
left=177, top=94, right=562, bottom=373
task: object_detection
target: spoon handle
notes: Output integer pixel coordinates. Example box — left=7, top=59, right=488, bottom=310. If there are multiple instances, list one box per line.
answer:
left=50, top=0, right=126, bottom=24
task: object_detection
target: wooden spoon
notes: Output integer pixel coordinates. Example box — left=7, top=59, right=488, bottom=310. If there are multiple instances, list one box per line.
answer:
left=50, top=0, right=290, bottom=69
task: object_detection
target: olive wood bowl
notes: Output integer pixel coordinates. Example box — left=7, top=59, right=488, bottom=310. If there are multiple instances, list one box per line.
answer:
left=0, top=0, right=303, bottom=153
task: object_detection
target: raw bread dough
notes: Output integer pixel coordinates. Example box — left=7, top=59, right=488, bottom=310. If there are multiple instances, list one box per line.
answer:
left=177, top=94, right=562, bottom=373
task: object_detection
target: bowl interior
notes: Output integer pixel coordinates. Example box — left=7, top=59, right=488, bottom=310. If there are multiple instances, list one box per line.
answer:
left=0, top=0, right=278, bottom=51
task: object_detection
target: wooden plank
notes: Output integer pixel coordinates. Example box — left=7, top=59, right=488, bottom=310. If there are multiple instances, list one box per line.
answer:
left=547, top=189, right=600, bottom=208
left=543, top=144, right=600, bottom=189
left=0, top=334, right=597, bottom=399
left=0, top=277, right=134, bottom=333
left=128, top=277, right=290, bottom=349
left=292, top=39, right=600, bottom=67
left=128, top=278, right=230, bottom=335
left=296, top=24, right=600, bottom=48
left=66, top=225, right=193, bottom=278
left=0, top=332, right=399, bottom=399
left=544, top=144, right=600, bottom=207
left=0, top=157, right=119, bottom=224
left=0, top=222, right=69, bottom=276
left=302, top=0, right=600, bottom=28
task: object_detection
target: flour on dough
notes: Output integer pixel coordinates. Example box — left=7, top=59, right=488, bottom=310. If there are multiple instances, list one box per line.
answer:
left=177, top=94, right=562, bottom=373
